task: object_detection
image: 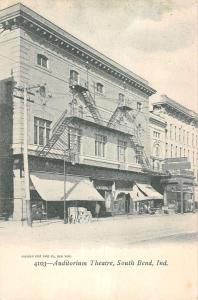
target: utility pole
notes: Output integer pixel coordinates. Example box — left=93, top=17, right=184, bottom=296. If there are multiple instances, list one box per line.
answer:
left=23, top=83, right=43, bottom=226
left=63, top=151, right=67, bottom=224
left=23, top=84, right=32, bottom=226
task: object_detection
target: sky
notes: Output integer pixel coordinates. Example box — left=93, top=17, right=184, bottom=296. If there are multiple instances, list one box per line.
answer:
left=0, top=0, right=198, bottom=112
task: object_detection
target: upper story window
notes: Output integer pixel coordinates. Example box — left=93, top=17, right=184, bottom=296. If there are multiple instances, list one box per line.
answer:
left=153, top=131, right=160, bottom=139
left=96, top=83, right=104, bottom=94
left=137, top=102, right=142, bottom=111
left=170, top=124, right=172, bottom=139
left=171, top=144, right=173, bottom=158
left=183, top=129, right=185, bottom=144
left=179, top=147, right=182, bottom=157
left=174, top=126, right=177, bottom=141
left=187, top=131, right=189, bottom=145
left=192, top=133, right=194, bottom=147
left=95, top=134, right=107, bottom=157
left=119, top=93, right=125, bottom=102
left=154, top=145, right=160, bottom=157
left=175, top=146, right=178, bottom=157
left=70, top=70, right=79, bottom=83
left=34, top=117, right=51, bottom=146
left=165, top=143, right=168, bottom=158
left=68, top=128, right=82, bottom=153
left=117, top=140, right=127, bottom=162
left=39, top=86, right=46, bottom=98
left=179, top=127, right=181, bottom=142
left=37, top=54, right=48, bottom=68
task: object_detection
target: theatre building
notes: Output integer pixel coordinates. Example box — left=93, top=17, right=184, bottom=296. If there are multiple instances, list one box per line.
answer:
left=0, top=4, right=163, bottom=221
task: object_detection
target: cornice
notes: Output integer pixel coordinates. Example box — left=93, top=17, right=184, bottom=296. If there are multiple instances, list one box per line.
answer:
left=153, top=96, right=198, bottom=124
left=0, top=3, right=156, bottom=97
left=149, top=112, right=167, bottom=128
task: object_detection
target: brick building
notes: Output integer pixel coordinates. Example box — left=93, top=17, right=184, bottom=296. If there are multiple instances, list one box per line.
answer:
left=0, top=4, right=163, bottom=221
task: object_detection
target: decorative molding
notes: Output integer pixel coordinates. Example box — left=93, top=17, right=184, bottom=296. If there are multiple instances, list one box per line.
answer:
left=0, top=4, right=156, bottom=97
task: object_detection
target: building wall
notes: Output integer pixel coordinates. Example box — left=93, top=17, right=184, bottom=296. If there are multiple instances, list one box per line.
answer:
left=0, top=79, right=13, bottom=216
left=0, top=5, right=155, bottom=219
left=149, top=112, right=166, bottom=171
left=15, top=28, right=151, bottom=162
left=152, top=97, right=198, bottom=205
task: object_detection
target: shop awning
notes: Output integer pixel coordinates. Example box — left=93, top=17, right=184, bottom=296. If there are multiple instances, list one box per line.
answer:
left=30, top=172, right=105, bottom=202
left=135, top=183, right=163, bottom=200
left=131, top=184, right=148, bottom=202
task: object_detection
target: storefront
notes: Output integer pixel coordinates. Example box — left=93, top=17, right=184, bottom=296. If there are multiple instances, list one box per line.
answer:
left=162, top=173, right=195, bottom=213
left=132, top=183, right=164, bottom=214
left=30, top=172, right=105, bottom=220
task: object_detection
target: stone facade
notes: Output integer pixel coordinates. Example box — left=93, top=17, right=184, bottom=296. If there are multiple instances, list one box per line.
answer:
left=0, top=4, right=156, bottom=220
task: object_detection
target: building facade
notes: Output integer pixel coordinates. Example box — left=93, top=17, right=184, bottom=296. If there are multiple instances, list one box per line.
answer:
left=0, top=4, right=161, bottom=221
left=149, top=111, right=166, bottom=172
left=151, top=95, right=198, bottom=211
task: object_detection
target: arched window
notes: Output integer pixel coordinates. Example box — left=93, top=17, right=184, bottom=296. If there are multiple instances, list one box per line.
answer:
left=70, top=70, right=79, bottom=83
left=37, top=54, right=48, bottom=68
left=96, top=82, right=104, bottom=94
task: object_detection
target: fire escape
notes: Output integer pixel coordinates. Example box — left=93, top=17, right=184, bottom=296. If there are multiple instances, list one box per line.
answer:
left=108, top=96, right=151, bottom=169
left=69, top=78, right=103, bottom=126
left=37, top=76, right=103, bottom=160
left=37, top=109, right=72, bottom=159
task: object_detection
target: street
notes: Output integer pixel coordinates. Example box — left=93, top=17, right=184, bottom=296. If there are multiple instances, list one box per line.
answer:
left=0, top=212, right=198, bottom=248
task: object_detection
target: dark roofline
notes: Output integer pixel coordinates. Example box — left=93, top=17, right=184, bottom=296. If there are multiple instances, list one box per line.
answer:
left=0, top=3, right=156, bottom=96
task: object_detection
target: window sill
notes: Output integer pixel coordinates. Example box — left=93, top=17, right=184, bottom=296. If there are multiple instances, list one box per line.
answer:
left=35, top=64, right=52, bottom=74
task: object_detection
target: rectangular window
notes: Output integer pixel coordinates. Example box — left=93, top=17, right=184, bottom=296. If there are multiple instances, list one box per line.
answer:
left=180, top=147, right=182, bottom=157
left=137, top=102, right=142, bottom=111
left=37, top=54, right=48, bottom=68
left=95, top=134, right=106, bottom=157
left=70, top=70, right=79, bottom=84
left=34, top=117, right=51, bottom=146
left=96, top=83, right=104, bottom=94
left=117, top=140, right=126, bottom=162
left=179, top=127, right=181, bottom=142
left=68, top=128, right=81, bottom=153
left=165, top=143, right=168, bottom=158
left=175, top=126, right=177, bottom=141
left=175, top=146, right=177, bottom=157
left=192, top=133, right=194, bottom=147
left=187, top=131, right=189, bottom=145
left=183, top=130, right=185, bottom=144
left=170, top=124, right=172, bottom=139
left=171, top=144, right=173, bottom=158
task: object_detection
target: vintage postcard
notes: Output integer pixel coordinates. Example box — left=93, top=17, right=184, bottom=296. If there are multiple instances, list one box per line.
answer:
left=0, top=1, right=197, bottom=299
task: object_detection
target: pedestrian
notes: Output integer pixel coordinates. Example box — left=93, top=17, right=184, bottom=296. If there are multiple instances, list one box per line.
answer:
left=95, top=202, right=100, bottom=220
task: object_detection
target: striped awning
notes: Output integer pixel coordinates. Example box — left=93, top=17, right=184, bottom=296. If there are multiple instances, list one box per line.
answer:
left=30, top=172, right=105, bottom=202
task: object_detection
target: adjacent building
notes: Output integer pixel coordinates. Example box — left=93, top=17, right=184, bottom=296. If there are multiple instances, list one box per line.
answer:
left=151, top=95, right=198, bottom=211
left=0, top=4, right=162, bottom=221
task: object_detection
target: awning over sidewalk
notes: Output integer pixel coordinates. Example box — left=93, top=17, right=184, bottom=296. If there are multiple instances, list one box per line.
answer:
left=132, top=183, right=163, bottom=201
left=30, top=172, right=105, bottom=202
left=131, top=184, right=148, bottom=202
left=136, top=183, right=163, bottom=200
